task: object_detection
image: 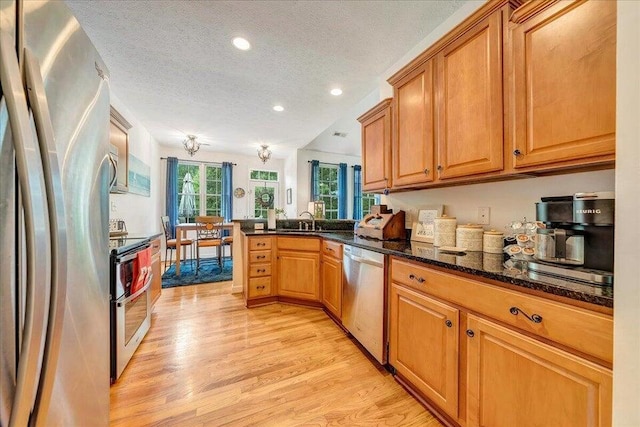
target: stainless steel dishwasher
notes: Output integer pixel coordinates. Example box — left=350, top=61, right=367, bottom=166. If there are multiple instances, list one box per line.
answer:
left=342, top=245, right=386, bottom=364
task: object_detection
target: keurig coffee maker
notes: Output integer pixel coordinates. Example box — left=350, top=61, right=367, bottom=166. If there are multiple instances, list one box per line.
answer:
left=531, top=192, right=614, bottom=284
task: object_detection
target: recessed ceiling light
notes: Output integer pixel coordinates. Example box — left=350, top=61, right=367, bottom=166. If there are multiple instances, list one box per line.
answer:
left=232, top=37, right=251, bottom=51
left=330, top=88, right=343, bottom=96
left=273, top=105, right=284, bottom=112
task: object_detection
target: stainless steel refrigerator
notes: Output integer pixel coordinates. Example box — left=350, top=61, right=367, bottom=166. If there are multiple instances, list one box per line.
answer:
left=1, top=0, right=111, bottom=425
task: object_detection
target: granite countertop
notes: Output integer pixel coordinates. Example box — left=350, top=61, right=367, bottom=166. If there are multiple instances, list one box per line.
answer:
left=241, top=229, right=613, bottom=308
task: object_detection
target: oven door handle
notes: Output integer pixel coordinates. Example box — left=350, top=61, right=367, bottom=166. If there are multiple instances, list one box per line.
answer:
left=116, top=274, right=153, bottom=307
left=116, top=246, right=149, bottom=263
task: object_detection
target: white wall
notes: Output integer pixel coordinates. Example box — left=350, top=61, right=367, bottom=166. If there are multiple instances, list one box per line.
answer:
left=295, top=148, right=362, bottom=219
left=283, top=150, right=298, bottom=219
left=613, top=1, right=640, bottom=425
left=381, top=170, right=615, bottom=230
left=109, top=93, right=162, bottom=236
left=157, top=145, right=285, bottom=220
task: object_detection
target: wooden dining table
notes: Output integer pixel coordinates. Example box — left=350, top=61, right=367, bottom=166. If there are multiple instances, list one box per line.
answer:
left=174, top=222, right=233, bottom=276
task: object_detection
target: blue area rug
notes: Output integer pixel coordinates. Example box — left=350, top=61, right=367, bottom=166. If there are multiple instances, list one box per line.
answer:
left=162, top=257, right=233, bottom=288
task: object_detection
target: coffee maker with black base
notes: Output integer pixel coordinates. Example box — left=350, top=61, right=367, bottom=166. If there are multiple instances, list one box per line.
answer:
left=532, top=192, right=614, bottom=284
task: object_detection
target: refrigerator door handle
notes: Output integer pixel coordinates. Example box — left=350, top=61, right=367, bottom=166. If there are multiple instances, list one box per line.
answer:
left=108, top=153, right=118, bottom=190
left=0, top=32, right=52, bottom=427
left=23, top=48, right=69, bottom=426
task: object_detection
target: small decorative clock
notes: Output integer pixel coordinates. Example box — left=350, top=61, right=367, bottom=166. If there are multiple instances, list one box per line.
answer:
left=233, top=187, right=245, bottom=198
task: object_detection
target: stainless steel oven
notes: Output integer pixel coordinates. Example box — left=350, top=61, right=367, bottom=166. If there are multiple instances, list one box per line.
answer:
left=110, top=239, right=152, bottom=382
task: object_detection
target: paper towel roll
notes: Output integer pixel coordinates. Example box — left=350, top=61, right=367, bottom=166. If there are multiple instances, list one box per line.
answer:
left=267, top=209, right=276, bottom=230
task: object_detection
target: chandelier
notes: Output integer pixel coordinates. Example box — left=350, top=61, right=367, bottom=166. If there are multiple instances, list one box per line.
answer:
left=257, top=144, right=271, bottom=163
left=183, top=135, right=200, bottom=157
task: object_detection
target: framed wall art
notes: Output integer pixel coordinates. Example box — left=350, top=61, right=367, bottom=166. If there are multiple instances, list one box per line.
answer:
left=411, top=205, right=444, bottom=243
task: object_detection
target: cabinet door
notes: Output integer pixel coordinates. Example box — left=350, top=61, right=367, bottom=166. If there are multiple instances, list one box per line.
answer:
left=510, top=0, right=616, bottom=169
left=361, top=101, right=392, bottom=192
left=466, top=314, right=612, bottom=427
left=392, top=60, right=435, bottom=187
left=150, top=251, right=161, bottom=306
left=321, top=257, right=342, bottom=318
left=277, top=251, right=320, bottom=301
left=435, top=11, right=504, bottom=179
left=389, top=283, right=459, bottom=418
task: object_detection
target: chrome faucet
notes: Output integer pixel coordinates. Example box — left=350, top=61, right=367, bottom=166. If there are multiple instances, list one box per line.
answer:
left=299, top=211, right=315, bottom=231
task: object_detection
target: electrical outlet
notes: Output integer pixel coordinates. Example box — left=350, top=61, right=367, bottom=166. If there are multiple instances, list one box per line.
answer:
left=110, top=201, right=117, bottom=212
left=477, top=207, right=490, bottom=225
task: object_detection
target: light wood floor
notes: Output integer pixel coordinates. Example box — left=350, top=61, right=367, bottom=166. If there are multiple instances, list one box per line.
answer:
left=110, top=282, right=442, bottom=426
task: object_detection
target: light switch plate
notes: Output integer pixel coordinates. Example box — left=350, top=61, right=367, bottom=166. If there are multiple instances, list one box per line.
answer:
left=477, top=207, right=490, bottom=225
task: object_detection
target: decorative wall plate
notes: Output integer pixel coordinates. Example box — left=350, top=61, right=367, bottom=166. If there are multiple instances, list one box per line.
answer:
left=233, top=187, right=245, bottom=198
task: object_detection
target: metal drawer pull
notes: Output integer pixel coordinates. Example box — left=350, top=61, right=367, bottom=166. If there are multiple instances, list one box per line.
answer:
left=257, top=269, right=266, bottom=273
left=466, top=329, right=475, bottom=338
left=510, top=306, right=543, bottom=324
left=257, top=242, right=266, bottom=246
left=256, top=285, right=266, bottom=290
left=257, top=255, right=266, bottom=259
left=326, top=247, right=334, bottom=251
left=409, top=274, right=425, bottom=284
left=445, top=320, right=453, bottom=328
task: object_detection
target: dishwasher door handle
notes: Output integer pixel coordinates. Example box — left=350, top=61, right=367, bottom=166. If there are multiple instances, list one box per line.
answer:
left=344, top=251, right=384, bottom=268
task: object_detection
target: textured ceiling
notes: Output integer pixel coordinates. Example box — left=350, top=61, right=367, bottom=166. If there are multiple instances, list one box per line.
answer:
left=65, top=0, right=465, bottom=159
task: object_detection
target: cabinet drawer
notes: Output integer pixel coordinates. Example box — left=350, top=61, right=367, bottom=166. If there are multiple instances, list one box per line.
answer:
left=248, top=277, right=271, bottom=298
left=249, top=237, right=272, bottom=251
left=249, top=263, right=271, bottom=277
left=390, top=257, right=613, bottom=364
left=323, top=240, right=343, bottom=259
left=277, top=236, right=320, bottom=251
left=249, top=251, right=272, bottom=263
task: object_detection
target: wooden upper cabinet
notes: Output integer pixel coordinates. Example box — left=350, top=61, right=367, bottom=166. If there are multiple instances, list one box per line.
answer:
left=358, top=99, right=392, bottom=192
left=435, top=10, right=504, bottom=179
left=510, top=0, right=616, bottom=169
left=390, top=60, right=435, bottom=187
left=466, top=314, right=612, bottom=427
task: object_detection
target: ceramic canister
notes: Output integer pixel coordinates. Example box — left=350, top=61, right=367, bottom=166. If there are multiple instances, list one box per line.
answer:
left=483, top=229, right=505, bottom=254
left=433, top=215, right=457, bottom=247
left=456, top=224, right=484, bottom=251
left=456, top=251, right=483, bottom=270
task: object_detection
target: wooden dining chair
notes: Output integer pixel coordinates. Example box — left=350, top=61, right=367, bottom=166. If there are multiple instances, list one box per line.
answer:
left=194, top=215, right=225, bottom=270
left=161, top=216, right=193, bottom=272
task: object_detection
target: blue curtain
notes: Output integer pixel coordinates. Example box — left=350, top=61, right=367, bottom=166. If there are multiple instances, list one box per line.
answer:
left=165, top=157, right=178, bottom=238
left=353, top=165, right=363, bottom=220
left=338, top=163, right=347, bottom=219
left=221, top=162, right=233, bottom=225
left=309, top=160, right=320, bottom=202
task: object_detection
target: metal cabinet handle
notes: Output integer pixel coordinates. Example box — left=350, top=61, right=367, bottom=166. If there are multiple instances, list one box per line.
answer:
left=256, top=285, right=266, bottom=290
left=108, top=153, right=118, bottom=189
left=409, top=273, right=425, bottom=284
left=326, top=247, right=334, bottom=252
left=510, top=306, right=543, bottom=323
left=423, top=168, right=430, bottom=175
left=445, top=320, right=453, bottom=328
left=1, top=34, right=51, bottom=427
left=257, top=255, right=266, bottom=259
left=257, top=269, right=266, bottom=273
left=24, top=48, right=71, bottom=423
left=513, top=149, right=522, bottom=156
left=466, top=329, right=475, bottom=338
left=437, top=165, right=443, bottom=171
left=257, top=242, right=266, bottom=246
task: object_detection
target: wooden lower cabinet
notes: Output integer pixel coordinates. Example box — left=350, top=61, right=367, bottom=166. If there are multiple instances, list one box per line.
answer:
left=277, top=250, right=320, bottom=301
left=389, top=283, right=459, bottom=419
left=466, top=314, right=612, bottom=427
left=150, top=237, right=161, bottom=306
left=321, top=256, right=342, bottom=318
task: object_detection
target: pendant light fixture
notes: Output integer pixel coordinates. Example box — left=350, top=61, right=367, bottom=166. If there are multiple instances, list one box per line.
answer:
left=183, top=135, right=200, bottom=157
left=257, top=144, right=271, bottom=163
